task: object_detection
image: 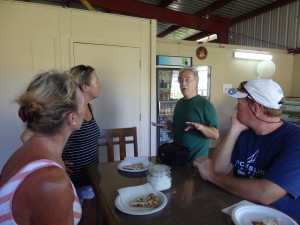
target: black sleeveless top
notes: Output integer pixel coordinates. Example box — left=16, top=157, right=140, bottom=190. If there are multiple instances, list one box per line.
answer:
left=62, top=104, right=101, bottom=186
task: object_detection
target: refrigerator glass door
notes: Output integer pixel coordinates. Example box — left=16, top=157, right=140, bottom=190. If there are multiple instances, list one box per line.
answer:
left=157, top=68, right=180, bottom=145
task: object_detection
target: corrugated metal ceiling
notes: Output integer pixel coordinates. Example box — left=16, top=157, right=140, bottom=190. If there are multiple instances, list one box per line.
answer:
left=214, top=0, right=275, bottom=18
left=167, top=0, right=212, bottom=14
left=229, top=1, right=300, bottom=50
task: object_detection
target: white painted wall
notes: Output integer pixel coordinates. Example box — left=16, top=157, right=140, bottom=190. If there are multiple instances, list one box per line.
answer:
left=292, top=54, right=300, bottom=97
left=0, top=0, right=155, bottom=169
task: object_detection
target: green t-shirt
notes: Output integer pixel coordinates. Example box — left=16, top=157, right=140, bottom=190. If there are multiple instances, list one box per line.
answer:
left=173, top=95, right=218, bottom=161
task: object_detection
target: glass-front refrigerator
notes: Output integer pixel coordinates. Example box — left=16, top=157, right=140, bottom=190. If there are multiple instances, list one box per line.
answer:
left=157, top=67, right=182, bottom=145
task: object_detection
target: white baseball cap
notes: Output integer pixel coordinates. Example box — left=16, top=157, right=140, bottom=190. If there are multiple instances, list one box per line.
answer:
left=227, top=79, right=284, bottom=109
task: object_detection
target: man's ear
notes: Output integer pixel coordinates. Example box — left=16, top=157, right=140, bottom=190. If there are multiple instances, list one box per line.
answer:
left=253, top=102, right=262, bottom=114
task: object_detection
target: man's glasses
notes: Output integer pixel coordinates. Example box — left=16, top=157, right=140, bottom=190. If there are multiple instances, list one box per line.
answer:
left=177, top=77, right=195, bottom=83
left=238, top=81, right=256, bottom=102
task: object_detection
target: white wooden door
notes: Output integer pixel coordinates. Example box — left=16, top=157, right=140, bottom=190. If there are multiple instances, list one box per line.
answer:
left=73, top=43, right=143, bottom=160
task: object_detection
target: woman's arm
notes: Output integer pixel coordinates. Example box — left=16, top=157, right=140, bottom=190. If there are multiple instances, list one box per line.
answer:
left=14, top=167, right=77, bottom=225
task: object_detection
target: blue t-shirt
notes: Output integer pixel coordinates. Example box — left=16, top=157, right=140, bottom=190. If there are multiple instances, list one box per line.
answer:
left=231, top=121, right=300, bottom=220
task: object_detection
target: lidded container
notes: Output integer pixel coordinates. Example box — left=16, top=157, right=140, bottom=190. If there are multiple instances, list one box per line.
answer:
left=147, top=164, right=171, bottom=191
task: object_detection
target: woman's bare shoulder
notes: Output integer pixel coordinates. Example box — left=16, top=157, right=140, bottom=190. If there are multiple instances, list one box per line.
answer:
left=14, top=166, right=75, bottom=225
left=25, top=166, right=72, bottom=198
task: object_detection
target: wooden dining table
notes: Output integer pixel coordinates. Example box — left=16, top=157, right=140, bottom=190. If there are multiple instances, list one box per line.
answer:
left=86, top=156, right=250, bottom=225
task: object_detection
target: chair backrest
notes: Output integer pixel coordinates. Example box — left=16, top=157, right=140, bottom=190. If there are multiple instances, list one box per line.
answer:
left=99, top=127, right=138, bottom=161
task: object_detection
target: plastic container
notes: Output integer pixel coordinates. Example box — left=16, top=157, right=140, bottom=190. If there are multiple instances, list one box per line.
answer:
left=147, top=164, right=171, bottom=191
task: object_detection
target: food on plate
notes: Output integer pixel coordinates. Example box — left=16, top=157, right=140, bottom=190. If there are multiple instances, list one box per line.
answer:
left=252, top=218, right=282, bottom=225
left=130, top=193, right=159, bottom=208
left=123, top=162, right=144, bottom=170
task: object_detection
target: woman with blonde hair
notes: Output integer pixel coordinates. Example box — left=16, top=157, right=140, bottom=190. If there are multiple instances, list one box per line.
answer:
left=0, top=71, right=84, bottom=224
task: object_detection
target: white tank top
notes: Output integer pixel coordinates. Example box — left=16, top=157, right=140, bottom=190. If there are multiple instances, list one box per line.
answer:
left=0, top=159, right=82, bottom=225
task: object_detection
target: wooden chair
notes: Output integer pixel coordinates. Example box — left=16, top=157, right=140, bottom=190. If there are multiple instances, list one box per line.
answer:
left=99, top=127, right=138, bottom=161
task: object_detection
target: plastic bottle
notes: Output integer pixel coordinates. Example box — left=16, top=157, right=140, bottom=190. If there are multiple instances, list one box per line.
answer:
left=161, top=105, right=165, bottom=114
left=160, top=80, right=164, bottom=88
left=170, top=105, right=175, bottom=114
left=166, top=104, right=171, bottom=114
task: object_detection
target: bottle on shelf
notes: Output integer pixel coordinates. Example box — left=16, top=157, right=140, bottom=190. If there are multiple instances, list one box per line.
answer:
left=170, top=105, right=175, bottom=114
left=166, top=82, right=171, bottom=89
left=165, top=92, right=170, bottom=101
left=160, top=105, right=166, bottom=114
left=159, top=116, right=164, bottom=124
left=160, top=92, right=165, bottom=101
left=159, top=115, right=167, bottom=124
left=160, top=79, right=165, bottom=88
left=165, top=104, right=170, bottom=115
left=167, top=115, right=173, bottom=123
left=163, top=117, right=167, bottom=123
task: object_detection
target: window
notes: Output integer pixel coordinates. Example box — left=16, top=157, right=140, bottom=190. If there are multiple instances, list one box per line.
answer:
left=195, top=66, right=211, bottom=99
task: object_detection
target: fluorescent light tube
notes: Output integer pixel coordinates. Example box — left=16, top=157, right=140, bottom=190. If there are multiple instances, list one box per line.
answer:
left=233, top=51, right=273, bottom=60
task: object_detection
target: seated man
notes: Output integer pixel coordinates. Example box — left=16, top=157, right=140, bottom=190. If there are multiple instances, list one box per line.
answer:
left=193, top=79, right=300, bottom=220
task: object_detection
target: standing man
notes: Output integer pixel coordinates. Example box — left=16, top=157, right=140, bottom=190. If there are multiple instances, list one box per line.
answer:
left=193, top=79, right=300, bottom=220
left=153, top=67, right=219, bottom=161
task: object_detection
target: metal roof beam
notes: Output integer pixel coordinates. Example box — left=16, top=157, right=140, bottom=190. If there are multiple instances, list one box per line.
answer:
left=157, top=0, right=232, bottom=38
left=287, top=48, right=300, bottom=54
left=184, top=31, right=214, bottom=41
left=208, top=14, right=231, bottom=24
left=184, top=29, right=228, bottom=44
left=157, top=0, right=180, bottom=37
left=158, top=0, right=177, bottom=8
left=157, top=25, right=180, bottom=37
left=80, top=0, right=95, bottom=11
left=232, top=0, right=298, bottom=24
left=194, top=0, right=235, bottom=17
left=77, top=0, right=228, bottom=33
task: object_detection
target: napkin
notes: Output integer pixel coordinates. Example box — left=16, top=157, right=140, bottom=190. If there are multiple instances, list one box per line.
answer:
left=124, top=156, right=149, bottom=165
left=117, top=183, right=157, bottom=205
left=221, top=200, right=257, bottom=215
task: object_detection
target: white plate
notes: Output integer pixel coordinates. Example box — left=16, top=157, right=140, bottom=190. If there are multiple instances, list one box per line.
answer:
left=115, top=191, right=167, bottom=215
left=118, top=161, right=154, bottom=172
left=231, top=205, right=298, bottom=225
